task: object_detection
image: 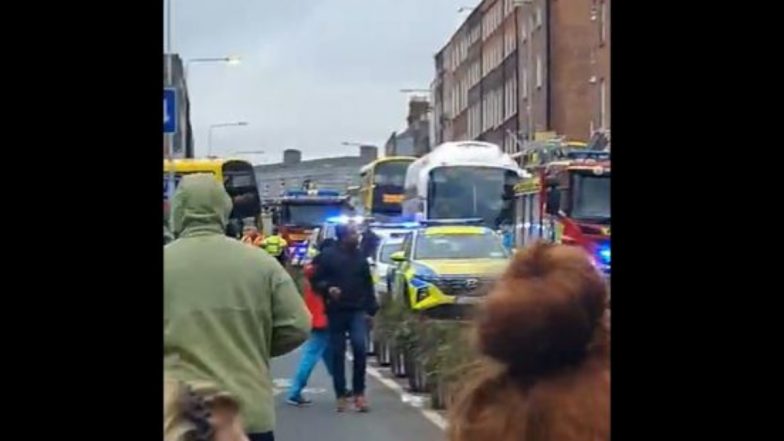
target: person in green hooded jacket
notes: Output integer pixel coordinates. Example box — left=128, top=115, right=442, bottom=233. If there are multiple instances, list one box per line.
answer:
left=165, top=174, right=311, bottom=441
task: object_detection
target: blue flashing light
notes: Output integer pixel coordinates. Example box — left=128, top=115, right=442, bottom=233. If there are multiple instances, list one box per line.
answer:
left=597, top=245, right=611, bottom=265
left=326, top=215, right=365, bottom=224
left=369, top=221, right=420, bottom=229
left=283, top=189, right=342, bottom=198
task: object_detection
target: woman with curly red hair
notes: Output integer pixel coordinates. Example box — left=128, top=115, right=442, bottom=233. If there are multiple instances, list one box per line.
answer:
left=448, top=242, right=610, bottom=441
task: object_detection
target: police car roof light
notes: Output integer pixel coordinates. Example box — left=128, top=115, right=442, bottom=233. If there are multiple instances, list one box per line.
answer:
left=566, top=150, right=610, bottom=161
left=369, top=221, right=420, bottom=229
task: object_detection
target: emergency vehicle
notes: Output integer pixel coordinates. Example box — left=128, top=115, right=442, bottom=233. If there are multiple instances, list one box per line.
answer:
left=513, top=148, right=611, bottom=274
left=268, top=189, right=353, bottom=265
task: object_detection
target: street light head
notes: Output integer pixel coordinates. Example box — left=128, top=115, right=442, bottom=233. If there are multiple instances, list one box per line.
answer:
left=237, top=121, right=249, bottom=126
left=226, top=56, right=241, bottom=65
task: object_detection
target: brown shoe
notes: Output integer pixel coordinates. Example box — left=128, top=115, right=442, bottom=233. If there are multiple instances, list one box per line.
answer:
left=354, top=395, right=369, bottom=413
left=336, top=397, right=348, bottom=413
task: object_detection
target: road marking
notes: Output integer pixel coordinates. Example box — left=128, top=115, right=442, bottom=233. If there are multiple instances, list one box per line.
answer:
left=349, top=353, right=448, bottom=431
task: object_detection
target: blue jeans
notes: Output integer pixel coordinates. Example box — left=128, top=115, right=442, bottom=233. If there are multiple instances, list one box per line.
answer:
left=328, top=311, right=368, bottom=397
left=287, top=330, right=332, bottom=400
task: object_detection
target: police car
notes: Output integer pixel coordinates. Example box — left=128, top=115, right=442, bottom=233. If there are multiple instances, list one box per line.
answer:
left=388, top=220, right=510, bottom=318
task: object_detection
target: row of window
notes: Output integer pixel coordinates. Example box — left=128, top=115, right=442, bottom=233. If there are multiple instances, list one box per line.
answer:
left=482, top=0, right=503, bottom=40
left=482, top=36, right=503, bottom=76
left=468, top=102, right=481, bottom=139
left=482, top=87, right=504, bottom=133
left=468, top=60, right=481, bottom=88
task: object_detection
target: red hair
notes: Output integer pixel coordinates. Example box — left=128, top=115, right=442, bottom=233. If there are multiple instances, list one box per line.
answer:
left=448, top=243, right=610, bottom=441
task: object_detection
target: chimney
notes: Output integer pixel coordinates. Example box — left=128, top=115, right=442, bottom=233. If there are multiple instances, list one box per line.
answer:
left=359, top=145, right=378, bottom=163
left=283, top=149, right=301, bottom=165
left=407, top=96, right=430, bottom=126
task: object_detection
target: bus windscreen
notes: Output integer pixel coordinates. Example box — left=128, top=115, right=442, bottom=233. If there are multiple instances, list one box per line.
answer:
left=372, top=160, right=411, bottom=215
left=428, top=167, right=519, bottom=228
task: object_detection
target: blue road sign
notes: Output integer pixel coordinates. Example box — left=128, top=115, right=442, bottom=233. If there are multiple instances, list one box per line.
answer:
left=164, top=88, right=177, bottom=134
left=163, top=174, right=182, bottom=200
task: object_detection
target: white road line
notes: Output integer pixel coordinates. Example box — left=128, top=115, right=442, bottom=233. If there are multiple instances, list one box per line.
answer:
left=349, top=353, right=448, bottom=431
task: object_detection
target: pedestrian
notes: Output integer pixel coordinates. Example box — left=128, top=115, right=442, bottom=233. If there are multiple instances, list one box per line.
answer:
left=358, top=223, right=380, bottom=260
left=311, top=222, right=378, bottom=412
left=261, top=227, right=289, bottom=266
left=447, top=242, right=610, bottom=441
left=165, top=174, right=311, bottom=441
left=285, top=240, right=337, bottom=407
left=241, top=224, right=264, bottom=248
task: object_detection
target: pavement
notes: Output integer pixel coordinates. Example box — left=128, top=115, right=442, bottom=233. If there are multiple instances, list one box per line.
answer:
left=270, top=348, right=446, bottom=441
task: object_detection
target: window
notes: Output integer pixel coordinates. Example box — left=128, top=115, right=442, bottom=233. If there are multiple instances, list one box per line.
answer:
left=469, top=102, right=481, bottom=139
left=504, top=0, right=513, bottom=17
left=521, top=19, right=527, bottom=43
left=536, top=55, right=542, bottom=89
left=536, top=6, right=542, bottom=28
left=600, top=78, right=607, bottom=130
left=504, top=24, right=516, bottom=58
left=505, top=76, right=517, bottom=120
left=482, top=94, right=489, bottom=132
left=522, top=66, right=528, bottom=98
left=600, top=1, right=608, bottom=45
left=495, top=88, right=503, bottom=128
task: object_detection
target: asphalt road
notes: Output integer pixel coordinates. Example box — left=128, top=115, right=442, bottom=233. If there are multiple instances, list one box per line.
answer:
left=270, top=348, right=445, bottom=441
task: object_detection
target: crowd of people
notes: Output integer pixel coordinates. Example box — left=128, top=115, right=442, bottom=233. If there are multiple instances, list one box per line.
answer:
left=164, top=173, right=610, bottom=441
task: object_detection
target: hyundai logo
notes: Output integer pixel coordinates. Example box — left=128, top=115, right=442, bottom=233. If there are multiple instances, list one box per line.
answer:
left=465, top=278, right=479, bottom=289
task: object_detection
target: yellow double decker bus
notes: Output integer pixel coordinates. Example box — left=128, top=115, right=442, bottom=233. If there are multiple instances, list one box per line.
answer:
left=163, top=158, right=262, bottom=226
left=358, top=156, right=416, bottom=219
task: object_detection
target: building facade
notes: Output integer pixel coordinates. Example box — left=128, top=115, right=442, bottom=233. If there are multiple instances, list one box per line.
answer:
left=254, top=146, right=378, bottom=199
left=590, top=0, right=610, bottom=136
left=432, top=0, right=606, bottom=158
left=516, top=0, right=594, bottom=148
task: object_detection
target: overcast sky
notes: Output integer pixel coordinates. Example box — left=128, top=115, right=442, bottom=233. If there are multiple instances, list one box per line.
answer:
left=169, top=0, right=479, bottom=163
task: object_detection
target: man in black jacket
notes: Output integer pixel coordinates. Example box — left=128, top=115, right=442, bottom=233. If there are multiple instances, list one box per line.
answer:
left=311, top=222, right=378, bottom=413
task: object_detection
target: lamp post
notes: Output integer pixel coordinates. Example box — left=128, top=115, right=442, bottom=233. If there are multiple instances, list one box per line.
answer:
left=185, top=56, right=241, bottom=82
left=208, top=121, right=249, bottom=157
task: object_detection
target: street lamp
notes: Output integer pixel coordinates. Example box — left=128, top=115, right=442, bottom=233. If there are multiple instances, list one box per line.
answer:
left=341, top=141, right=377, bottom=148
left=185, top=56, right=241, bottom=81
left=399, top=88, right=431, bottom=94
left=208, top=121, right=249, bottom=156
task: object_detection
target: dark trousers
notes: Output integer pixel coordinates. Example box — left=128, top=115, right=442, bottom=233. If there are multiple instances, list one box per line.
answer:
left=328, top=310, right=368, bottom=397
left=248, top=432, right=274, bottom=441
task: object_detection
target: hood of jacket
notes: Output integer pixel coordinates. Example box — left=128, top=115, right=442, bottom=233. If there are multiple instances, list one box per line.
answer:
left=170, top=174, right=233, bottom=238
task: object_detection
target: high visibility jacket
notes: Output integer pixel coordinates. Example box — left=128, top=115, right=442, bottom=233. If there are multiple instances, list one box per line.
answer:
left=261, top=235, right=287, bottom=257
left=241, top=234, right=264, bottom=247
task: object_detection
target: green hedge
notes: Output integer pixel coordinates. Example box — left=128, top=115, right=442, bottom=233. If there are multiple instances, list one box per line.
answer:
left=375, top=295, right=478, bottom=410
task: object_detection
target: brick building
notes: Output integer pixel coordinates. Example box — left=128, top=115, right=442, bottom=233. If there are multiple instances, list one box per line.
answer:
left=432, top=0, right=605, bottom=157
left=517, top=0, right=593, bottom=146
left=590, top=0, right=610, bottom=135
